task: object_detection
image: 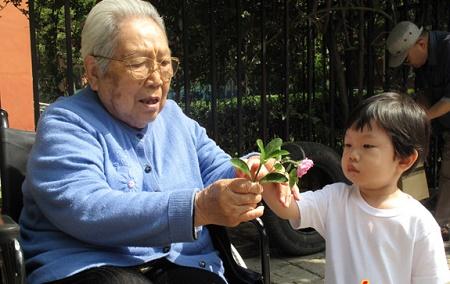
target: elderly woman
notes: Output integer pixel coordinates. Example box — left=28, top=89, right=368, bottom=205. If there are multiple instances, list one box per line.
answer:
left=19, top=0, right=264, bottom=283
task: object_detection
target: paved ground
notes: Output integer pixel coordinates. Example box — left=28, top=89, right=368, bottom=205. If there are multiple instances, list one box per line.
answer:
left=229, top=222, right=450, bottom=284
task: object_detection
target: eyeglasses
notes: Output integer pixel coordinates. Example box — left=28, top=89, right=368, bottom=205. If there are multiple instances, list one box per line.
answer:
left=93, top=55, right=179, bottom=82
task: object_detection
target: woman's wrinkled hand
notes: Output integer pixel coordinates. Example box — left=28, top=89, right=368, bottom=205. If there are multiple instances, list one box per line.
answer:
left=194, top=178, right=264, bottom=227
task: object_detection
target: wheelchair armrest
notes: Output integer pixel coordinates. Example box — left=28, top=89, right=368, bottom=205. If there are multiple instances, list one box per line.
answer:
left=0, top=214, right=26, bottom=284
left=0, top=215, right=20, bottom=242
left=249, top=218, right=270, bottom=284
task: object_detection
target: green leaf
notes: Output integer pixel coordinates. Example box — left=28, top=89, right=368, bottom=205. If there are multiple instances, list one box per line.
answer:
left=285, top=163, right=292, bottom=173
left=256, top=139, right=266, bottom=158
left=230, top=158, right=251, bottom=178
left=266, top=149, right=290, bottom=160
left=273, top=163, right=284, bottom=172
left=259, top=172, right=288, bottom=184
left=259, top=154, right=267, bottom=165
left=265, top=138, right=283, bottom=156
left=289, top=169, right=298, bottom=188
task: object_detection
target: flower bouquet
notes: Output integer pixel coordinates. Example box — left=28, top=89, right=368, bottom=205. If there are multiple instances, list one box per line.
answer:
left=231, top=138, right=314, bottom=188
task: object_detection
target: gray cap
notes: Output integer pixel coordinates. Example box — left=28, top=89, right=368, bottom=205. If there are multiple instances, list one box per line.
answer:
left=386, top=21, right=423, bottom=67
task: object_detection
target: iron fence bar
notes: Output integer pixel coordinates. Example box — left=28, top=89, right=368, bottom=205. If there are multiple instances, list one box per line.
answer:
left=306, top=0, right=314, bottom=141
left=383, top=14, right=391, bottom=91
left=329, top=41, right=336, bottom=147
left=29, top=0, right=40, bottom=128
left=260, top=0, right=267, bottom=142
left=209, top=0, right=217, bottom=142
left=64, top=0, right=74, bottom=96
left=431, top=0, right=438, bottom=30
left=301, top=36, right=306, bottom=134
left=182, top=0, right=190, bottom=115
left=448, top=1, right=450, bottom=31
left=283, top=0, right=290, bottom=141
left=236, top=0, right=243, bottom=155
left=366, top=0, right=374, bottom=98
left=320, top=35, right=331, bottom=146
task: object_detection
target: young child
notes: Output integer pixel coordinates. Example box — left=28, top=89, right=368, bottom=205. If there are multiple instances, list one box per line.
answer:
left=263, top=92, right=450, bottom=283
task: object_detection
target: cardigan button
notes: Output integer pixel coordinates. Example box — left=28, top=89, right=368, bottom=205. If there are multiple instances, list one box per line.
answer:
left=144, top=165, right=152, bottom=173
left=136, top=133, right=144, bottom=139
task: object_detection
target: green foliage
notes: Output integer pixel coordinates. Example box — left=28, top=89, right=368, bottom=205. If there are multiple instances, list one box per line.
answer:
left=185, top=92, right=340, bottom=155
left=231, top=137, right=291, bottom=184
left=32, top=0, right=96, bottom=103
left=231, top=137, right=311, bottom=188
left=230, top=158, right=251, bottom=178
left=259, top=172, right=288, bottom=184
left=6, top=0, right=447, bottom=162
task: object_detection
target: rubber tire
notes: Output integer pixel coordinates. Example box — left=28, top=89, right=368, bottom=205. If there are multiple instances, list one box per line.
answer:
left=261, top=141, right=347, bottom=256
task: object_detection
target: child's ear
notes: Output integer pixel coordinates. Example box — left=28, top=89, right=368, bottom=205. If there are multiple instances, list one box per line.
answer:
left=398, top=150, right=419, bottom=173
left=84, top=55, right=100, bottom=91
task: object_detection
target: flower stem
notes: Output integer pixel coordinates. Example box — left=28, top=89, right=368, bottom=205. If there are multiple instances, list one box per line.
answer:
left=253, top=164, right=262, bottom=182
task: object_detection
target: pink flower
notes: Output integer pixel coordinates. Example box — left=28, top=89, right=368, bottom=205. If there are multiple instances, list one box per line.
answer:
left=297, top=158, right=314, bottom=178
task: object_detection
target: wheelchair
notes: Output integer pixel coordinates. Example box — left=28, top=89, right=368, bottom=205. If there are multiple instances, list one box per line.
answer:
left=0, top=109, right=270, bottom=284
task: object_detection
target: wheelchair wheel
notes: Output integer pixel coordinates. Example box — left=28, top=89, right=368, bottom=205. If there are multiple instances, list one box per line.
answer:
left=262, top=141, right=347, bottom=256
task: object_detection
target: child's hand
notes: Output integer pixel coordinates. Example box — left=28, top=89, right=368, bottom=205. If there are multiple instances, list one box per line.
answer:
left=263, top=159, right=300, bottom=202
left=262, top=182, right=300, bottom=208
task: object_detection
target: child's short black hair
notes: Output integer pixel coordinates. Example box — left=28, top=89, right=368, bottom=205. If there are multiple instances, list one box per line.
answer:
left=345, top=92, right=430, bottom=175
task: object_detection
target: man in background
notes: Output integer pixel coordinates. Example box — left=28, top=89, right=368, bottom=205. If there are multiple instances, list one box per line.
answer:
left=387, top=21, right=450, bottom=241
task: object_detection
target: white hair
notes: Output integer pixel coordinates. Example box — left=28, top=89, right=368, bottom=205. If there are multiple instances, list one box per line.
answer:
left=81, top=0, right=166, bottom=74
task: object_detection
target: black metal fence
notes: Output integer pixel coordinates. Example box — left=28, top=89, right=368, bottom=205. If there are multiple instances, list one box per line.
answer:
left=28, top=0, right=450, bottom=189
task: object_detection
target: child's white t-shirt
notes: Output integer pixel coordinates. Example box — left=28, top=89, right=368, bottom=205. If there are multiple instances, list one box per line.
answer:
left=290, top=182, right=450, bottom=284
